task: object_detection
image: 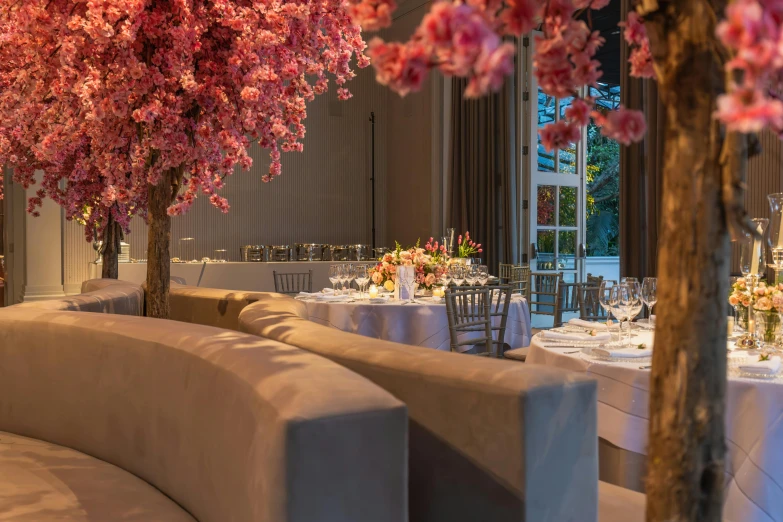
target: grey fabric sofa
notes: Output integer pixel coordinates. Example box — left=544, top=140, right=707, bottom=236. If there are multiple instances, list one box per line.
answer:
left=13, top=278, right=144, bottom=315
left=156, top=283, right=599, bottom=521
left=0, top=305, right=407, bottom=521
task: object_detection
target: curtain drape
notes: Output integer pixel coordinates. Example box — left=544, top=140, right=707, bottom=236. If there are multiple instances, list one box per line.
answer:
left=619, top=0, right=665, bottom=279
left=446, top=78, right=514, bottom=275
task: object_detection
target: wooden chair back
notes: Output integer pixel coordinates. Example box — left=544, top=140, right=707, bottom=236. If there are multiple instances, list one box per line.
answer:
left=556, top=279, right=581, bottom=327
left=529, top=272, right=562, bottom=327
left=273, top=270, right=313, bottom=295
left=578, top=285, right=608, bottom=321
left=445, top=286, right=493, bottom=356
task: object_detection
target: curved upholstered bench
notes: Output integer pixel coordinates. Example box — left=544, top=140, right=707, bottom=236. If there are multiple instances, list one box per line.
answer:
left=12, top=279, right=144, bottom=316
left=232, top=293, right=598, bottom=522
left=0, top=308, right=407, bottom=522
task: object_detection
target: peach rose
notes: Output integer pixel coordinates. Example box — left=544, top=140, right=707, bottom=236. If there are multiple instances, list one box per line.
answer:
left=425, top=273, right=436, bottom=286
left=756, top=296, right=773, bottom=310
left=372, top=271, right=383, bottom=284
left=729, top=295, right=740, bottom=306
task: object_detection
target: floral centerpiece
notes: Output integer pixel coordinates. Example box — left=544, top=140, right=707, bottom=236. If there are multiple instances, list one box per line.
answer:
left=454, top=231, right=483, bottom=261
left=729, top=279, right=783, bottom=341
left=370, top=239, right=449, bottom=292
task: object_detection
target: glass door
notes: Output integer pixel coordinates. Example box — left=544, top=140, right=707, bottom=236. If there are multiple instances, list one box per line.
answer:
left=522, top=37, right=586, bottom=284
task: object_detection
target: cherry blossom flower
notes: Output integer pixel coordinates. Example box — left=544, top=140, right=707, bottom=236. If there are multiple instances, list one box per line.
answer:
left=540, top=120, right=582, bottom=151
left=592, top=106, right=647, bottom=145
left=0, top=0, right=368, bottom=236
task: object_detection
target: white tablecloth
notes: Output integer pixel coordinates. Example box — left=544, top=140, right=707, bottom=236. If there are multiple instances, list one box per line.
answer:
left=528, top=330, right=783, bottom=522
left=301, top=295, right=531, bottom=352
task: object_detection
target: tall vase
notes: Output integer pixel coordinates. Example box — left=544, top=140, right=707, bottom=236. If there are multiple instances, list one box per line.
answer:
left=769, top=194, right=783, bottom=284
left=754, top=310, right=781, bottom=347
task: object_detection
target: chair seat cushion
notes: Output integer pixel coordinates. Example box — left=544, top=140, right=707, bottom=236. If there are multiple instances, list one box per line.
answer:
left=0, top=431, right=196, bottom=522
left=598, top=480, right=645, bottom=522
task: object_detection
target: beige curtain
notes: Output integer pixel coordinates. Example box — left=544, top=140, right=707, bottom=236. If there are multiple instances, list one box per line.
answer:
left=619, top=0, right=664, bottom=279
left=447, top=78, right=514, bottom=275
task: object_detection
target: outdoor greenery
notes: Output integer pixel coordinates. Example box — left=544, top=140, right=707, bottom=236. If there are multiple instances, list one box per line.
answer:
left=534, top=121, right=620, bottom=260
left=585, top=122, right=620, bottom=256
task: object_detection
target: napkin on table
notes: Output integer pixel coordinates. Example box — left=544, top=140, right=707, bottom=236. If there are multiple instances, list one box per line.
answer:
left=296, top=288, right=335, bottom=298
left=541, top=331, right=611, bottom=342
left=739, top=356, right=781, bottom=375
left=592, top=346, right=653, bottom=358
left=314, top=294, right=353, bottom=302
left=568, top=318, right=610, bottom=331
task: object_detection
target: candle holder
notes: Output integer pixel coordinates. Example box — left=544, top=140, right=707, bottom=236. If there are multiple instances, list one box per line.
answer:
left=768, top=194, right=783, bottom=284
left=735, top=274, right=762, bottom=350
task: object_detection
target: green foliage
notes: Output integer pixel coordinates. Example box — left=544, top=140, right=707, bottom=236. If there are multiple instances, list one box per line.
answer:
left=586, top=123, right=620, bottom=256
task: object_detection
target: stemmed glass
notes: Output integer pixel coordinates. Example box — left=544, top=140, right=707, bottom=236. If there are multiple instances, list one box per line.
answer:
left=477, top=265, right=489, bottom=286
left=344, top=264, right=356, bottom=295
left=610, top=284, right=630, bottom=346
left=465, top=265, right=479, bottom=286
left=329, top=265, right=341, bottom=294
left=450, top=264, right=465, bottom=287
left=599, top=280, right=617, bottom=339
left=627, top=282, right=643, bottom=342
left=355, top=264, right=370, bottom=298
left=641, top=277, right=657, bottom=322
left=441, top=269, right=453, bottom=288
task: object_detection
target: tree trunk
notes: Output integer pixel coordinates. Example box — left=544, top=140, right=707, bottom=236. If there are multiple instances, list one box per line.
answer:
left=145, top=171, right=173, bottom=319
left=644, top=1, right=730, bottom=520
left=101, top=211, right=121, bottom=279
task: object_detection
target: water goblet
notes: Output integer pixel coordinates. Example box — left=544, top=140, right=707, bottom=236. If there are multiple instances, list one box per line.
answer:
left=465, top=265, right=479, bottom=286
left=329, top=265, right=341, bottom=294
left=642, top=277, right=657, bottom=320
left=477, top=265, right=489, bottom=286
left=441, top=269, right=453, bottom=288
left=355, top=264, right=369, bottom=298
left=450, top=265, right=465, bottom=287
left=599, top=280, right=617, bottom=339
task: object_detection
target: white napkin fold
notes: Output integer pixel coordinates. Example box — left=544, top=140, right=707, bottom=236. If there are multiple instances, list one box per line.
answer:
left=739, top=356, right=781, bottom=375
left=315, top=294, right=353, bottom=302
left=568, top=318, right=609, bottom=330
left=296, top=288, right=335, bottom=298
left=592, top=346, right=653, bottom=358
left=541, top=331, right=611, bottom=342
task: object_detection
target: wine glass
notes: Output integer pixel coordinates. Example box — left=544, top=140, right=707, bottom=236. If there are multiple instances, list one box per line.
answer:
left=329, top=265, right=341, bottom=294
left=465, top=265, right=479, bottom=286
left=610, top=284, right=630, bottom=346
left=344, top=263, right=356, bottom=295
left=441, top=268, right=453, bottom=288
left=355, top=264, right=370, bottom=298
left=477, top=265, right=489, bottom=286
left=450, top=264, right=465, bottom=287
left=627, top=281, right=643, bottom=338
left=641, top=277, right=657, bottom=322
left=599, top=281, right=617, bottom=339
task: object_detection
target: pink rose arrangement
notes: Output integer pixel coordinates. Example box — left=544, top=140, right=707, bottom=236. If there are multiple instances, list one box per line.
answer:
left=456, top=231, right=483, bottom=259
left=728, top=279, right=783, bottom=310
left=369, top=240, right=449, bottom=290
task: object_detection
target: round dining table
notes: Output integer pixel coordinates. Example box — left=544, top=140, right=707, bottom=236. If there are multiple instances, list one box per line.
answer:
left=528, top=328, right=783, bottom=522
left=297, top=293, right=531, bottom=352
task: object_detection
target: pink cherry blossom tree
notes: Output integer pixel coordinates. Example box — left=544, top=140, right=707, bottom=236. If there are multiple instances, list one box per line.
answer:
left=352, top=0, right=781, bottom=519
left=0, top=0, right=368, bottom=317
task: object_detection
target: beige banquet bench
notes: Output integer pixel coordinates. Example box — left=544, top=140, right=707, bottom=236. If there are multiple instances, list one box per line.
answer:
left=0, top=307, right=407, bottom=522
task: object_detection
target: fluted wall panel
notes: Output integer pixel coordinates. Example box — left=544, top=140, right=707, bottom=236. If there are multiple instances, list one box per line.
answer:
left=64, top=64, right=390, bottom=285
left=730, top=132, right=783, bottom=276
